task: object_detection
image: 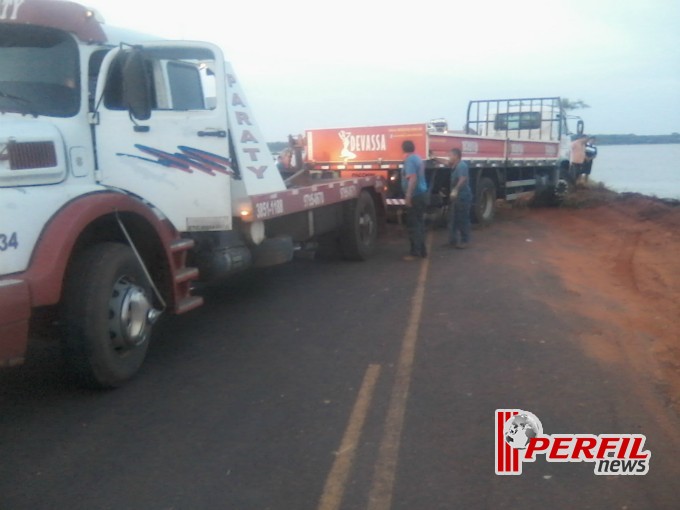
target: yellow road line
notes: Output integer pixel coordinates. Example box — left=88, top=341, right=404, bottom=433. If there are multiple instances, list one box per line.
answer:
left=367, top=233, right=432, bottom=510
left=318, top=363, right=382, bottom=510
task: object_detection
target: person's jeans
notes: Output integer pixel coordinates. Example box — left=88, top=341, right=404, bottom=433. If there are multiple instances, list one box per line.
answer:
left=449, top=196, right=472, bottom=245
left=406, top=193, right=428, bottom=256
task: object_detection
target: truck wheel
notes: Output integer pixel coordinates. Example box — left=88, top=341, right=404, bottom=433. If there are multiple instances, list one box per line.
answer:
left=61, top=242, right=157, bottom=388
left=340, top=190, right=378, bottom=260
left=472, top=177, right=496, bottom=225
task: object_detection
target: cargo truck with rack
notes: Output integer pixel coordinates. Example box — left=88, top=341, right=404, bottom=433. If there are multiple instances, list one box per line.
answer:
left=0, top=0, right=386, bottom=387
left=304, top=97, right=589, bottom=224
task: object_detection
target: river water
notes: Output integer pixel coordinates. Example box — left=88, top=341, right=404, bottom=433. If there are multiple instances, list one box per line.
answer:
left=592, top=144, right=680, bottom=200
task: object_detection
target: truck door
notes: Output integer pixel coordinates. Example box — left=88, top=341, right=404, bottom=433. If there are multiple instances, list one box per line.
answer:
left=94, top=42, right=233, bottom=232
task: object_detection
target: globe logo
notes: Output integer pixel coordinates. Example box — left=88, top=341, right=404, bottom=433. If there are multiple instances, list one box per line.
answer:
left=504, top=411, right=543, bottom=450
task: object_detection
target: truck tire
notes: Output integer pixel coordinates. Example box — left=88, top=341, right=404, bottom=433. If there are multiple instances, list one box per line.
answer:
left=472, top=177, right=496, bottom=225
left=61, top=242, right=156, bottom=388
left=340, top=190, right=377, bottom=260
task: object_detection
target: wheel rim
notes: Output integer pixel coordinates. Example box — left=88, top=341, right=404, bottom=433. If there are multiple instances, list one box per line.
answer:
left=358, top=208, right=375, bottom=246
left=109, top=276, right=153, bottom=349
left=480, top=190, right=493, bottom=219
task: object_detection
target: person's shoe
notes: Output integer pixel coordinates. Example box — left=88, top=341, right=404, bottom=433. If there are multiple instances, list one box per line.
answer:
left=455, top=242, right=469, bottom=249
left=403, top=255, right=419, bottom=261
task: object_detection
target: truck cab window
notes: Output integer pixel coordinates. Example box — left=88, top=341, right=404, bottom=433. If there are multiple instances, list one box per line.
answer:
left=0, top=25, right=80, bottom=117
left=102, top=47, right=216, bottom=113
left=167, top=61, right=205, bottom=110
left=495, top=112, right=542, bottom=131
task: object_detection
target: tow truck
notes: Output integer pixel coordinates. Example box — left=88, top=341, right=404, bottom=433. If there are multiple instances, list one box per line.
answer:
left=0, top=0, right=386, bottom=387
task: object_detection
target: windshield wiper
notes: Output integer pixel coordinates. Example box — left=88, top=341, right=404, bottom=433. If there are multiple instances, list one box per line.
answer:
left=0, top=88, right=39, bottom=117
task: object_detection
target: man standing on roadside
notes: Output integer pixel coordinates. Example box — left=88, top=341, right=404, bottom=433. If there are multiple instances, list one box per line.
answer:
left=447, top=148, right=473, bottom=248
left=570, top=134, right=588, bottom=186
left=401, top=140, right=428, bottom=259
left=582, top=136, right=597, bottom=185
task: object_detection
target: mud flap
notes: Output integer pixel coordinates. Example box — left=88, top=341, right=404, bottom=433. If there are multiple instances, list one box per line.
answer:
left=0, top=279, right=30, bottom=367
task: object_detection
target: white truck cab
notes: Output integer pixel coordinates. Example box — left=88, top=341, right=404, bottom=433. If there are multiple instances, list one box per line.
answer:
left=0, top=0, right=384, bottom=387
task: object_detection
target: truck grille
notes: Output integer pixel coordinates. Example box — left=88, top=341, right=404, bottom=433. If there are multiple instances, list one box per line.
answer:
left=9, top=142, right=57, bottom=170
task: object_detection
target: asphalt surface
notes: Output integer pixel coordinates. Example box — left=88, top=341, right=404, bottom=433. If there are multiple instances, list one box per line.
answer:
left=1, top=214, right=679, bottom=510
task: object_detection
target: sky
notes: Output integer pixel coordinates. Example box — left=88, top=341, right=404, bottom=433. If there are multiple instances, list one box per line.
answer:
left=82, top=0, right=680, bottom=142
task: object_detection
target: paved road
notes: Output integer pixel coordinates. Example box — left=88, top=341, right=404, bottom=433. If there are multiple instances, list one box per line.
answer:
left=1, top=214, right=679, bottom=510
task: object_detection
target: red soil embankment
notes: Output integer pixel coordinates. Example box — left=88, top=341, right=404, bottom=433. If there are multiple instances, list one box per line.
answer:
left=528, top=190, right=680, bottom=413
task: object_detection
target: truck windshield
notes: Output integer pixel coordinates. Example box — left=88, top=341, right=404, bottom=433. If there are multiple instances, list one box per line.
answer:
left=0, top=25, right=79, bottom=117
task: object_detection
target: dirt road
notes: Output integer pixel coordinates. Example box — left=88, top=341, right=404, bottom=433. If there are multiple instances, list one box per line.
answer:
left=505, top=190, right=680, bottom=415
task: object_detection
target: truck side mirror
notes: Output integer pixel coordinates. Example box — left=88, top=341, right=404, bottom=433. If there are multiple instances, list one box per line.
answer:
left=122, top=49, right=152, bottom=121
left=577, top=120, right=584, bottom=135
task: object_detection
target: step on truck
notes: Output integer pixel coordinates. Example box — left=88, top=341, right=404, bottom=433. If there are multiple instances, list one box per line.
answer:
left=0, top=0, right=386, bottom=387
left=304, top=97, right=589, bottom=224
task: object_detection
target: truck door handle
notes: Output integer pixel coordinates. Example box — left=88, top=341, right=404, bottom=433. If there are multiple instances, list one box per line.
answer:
left=198, top=130, right=227, bottom=138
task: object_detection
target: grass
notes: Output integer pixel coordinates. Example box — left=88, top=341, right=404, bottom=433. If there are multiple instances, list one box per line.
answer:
left=559, top=182, right=620, bottom=208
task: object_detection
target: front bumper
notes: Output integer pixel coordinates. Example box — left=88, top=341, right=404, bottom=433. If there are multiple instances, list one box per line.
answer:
left=0, top=278, right=31, bottom=367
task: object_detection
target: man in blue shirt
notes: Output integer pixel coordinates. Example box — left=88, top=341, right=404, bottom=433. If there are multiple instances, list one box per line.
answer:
left=401, top=140, right=428, bottom=259
left=447, top=148, right=473, bottom=248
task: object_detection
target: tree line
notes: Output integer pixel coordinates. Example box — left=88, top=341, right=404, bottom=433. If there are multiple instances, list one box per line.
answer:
left=591, top=133, right=680, bottom=145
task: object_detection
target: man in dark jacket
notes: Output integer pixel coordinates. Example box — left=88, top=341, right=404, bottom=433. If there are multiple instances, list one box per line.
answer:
left=401, top=140, right=428, bottom=259
left=447, top=148, right=473, bottom=248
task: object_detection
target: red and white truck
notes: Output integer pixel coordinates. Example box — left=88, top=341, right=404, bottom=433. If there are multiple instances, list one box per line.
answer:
left=305, top=98, right=588, bottom=223
left=0, top=0, right=386, bottom=387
